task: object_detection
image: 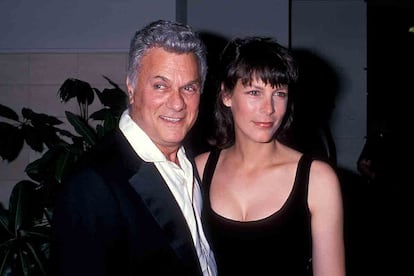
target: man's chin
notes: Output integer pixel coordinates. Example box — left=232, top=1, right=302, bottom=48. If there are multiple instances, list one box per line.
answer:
left=161, top=134, right=186, bottom=147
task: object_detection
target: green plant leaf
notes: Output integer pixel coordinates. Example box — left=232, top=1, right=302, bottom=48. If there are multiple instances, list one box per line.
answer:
left=25, top=242, right=48, bottom=276
left=8, top=181, right=37, bottom=236
left=97, top=88, right=127, bottom=111
left=0, top=248, right=11, bottom=276
left=43, top=208, right=53, bottom=224
left=24, top=228, right=50, bottom=240
left=103, top=75, right=122, bottom=89
left=22, top=108, right=62, bottom=126
left=54, top=149, right=73, bottom=183
left=103, top=112, right=117, bottom=134
left=0, top=208, right=12, bottom=239
left=0, top=122, right=24, bottom=162
left=89, top=108, right=108, bottom=121
left=22, top=125, right=44, bottom=153
left=18, top=248, right=29, bottom=276
left=41, top=128, right=68, bottom=149
left=96, top=124, right=105, bottom=138
left=55, top=127, right=75, bottom=138
left=0, top=104, right=19, bottom=121
left=25, top=145, right=65, bottom=182
left=65, top=111, right=97, bottom=147
left=58, top=78, right=94, bottom=105
left=57, top=78, right=77, bottom=102
left=90, top=109, right=118, bottom=137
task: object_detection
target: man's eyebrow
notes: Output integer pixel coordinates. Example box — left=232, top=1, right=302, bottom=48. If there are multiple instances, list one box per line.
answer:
left=186, top=79, right=201, bottom=85
left=151, top=75, right=201, bottom=89
left=153, top=75, right=169, bottom=82
left=179, top=79, right=202, bottom=89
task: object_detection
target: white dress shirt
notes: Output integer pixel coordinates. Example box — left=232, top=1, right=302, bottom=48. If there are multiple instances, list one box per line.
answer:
left=119, top=110, right=217, bottom=276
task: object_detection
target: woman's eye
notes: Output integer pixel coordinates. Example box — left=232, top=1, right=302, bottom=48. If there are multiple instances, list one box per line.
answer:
left=274, top=91, right=287, bottom=98
left=248, top=90, right=260, bottom=96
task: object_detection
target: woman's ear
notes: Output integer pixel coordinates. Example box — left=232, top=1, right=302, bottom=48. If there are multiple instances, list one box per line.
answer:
left=221, top=83, right=232, bottom=107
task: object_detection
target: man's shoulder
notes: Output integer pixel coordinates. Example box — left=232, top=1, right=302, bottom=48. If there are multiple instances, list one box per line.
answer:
left=80, top=129, right=134, bottom=166
left=65, top=129, right=139, bottom=186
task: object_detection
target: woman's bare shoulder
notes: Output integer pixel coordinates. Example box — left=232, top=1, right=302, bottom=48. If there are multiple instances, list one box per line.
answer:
left=308, top=159, right=342, bottom=211
left=309, top=159, right=339, bottom=183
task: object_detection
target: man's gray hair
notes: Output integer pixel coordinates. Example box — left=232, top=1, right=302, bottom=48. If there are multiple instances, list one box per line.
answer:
left=127, top=19, right=207, bottom=90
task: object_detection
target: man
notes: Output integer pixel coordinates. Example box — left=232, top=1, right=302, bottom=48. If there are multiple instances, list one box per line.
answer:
left=51, top=19, right=217, bottom=276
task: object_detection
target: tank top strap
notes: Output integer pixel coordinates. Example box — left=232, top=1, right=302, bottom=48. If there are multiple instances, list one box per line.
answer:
left=201, top=147, right=221, bottom=203
left=293, top=154, right=315, bottom=206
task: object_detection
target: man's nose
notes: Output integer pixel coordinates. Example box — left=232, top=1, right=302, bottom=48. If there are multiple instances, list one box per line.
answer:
left=167, top=90, right=185, bottom=111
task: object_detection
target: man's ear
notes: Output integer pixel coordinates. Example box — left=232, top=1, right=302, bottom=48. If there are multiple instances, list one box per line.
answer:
left=126, top=77, right=134, bottom=103
left=221, top=83, right=231, bottom=107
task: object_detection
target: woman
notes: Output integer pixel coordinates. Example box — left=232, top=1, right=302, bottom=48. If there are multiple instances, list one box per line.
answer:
left=195, top=37, right=345, bottom=276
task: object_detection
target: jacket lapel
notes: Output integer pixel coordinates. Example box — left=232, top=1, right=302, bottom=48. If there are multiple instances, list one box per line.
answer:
left=129, top=162, right=202, bottom=273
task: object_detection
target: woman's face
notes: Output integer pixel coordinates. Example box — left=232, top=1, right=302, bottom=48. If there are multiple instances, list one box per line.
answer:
left=223, top=77, right=288, bottom=143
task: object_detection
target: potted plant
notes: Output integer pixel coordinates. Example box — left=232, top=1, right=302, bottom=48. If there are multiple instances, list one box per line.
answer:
left=0, top=76, right=127, bottom=275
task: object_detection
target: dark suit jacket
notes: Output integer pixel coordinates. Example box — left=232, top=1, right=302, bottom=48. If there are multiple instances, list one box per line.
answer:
left=50, top=128, right=203, bottom=276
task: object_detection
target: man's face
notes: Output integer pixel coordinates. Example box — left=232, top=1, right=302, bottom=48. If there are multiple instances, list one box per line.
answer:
left=127, top=47, right=201, bottom=156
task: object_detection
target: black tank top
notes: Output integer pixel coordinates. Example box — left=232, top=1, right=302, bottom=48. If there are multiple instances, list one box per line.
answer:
left=201, top=148, right=313, bottom=276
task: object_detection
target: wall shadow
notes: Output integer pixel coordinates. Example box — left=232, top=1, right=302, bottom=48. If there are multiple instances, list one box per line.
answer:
left=288, top=48, right=341, bottom=166
left=186, top=32, right=229, bottom=155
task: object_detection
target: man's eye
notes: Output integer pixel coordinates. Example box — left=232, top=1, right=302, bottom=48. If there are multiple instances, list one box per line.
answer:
left=183, top=85, right=199, bottom=93
left=152, top=83, right=167, bottom=90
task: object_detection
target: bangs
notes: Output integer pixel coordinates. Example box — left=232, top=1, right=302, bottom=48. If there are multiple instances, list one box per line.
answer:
left=228, top=48, right=297, bottom=88
left=220, top=36, right=298, bottom=91
left=237, top=65, right=292, bottom=88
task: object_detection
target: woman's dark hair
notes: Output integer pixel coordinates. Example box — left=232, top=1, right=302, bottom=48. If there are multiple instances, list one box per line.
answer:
left=212, top=36, right=298, bottom=148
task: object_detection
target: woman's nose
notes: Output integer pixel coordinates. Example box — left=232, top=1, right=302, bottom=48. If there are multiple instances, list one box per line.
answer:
left=261, top=97, right=275, bottom=115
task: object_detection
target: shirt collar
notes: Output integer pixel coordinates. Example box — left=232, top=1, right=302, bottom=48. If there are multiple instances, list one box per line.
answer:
left=118, top=109, right=187, bottom=163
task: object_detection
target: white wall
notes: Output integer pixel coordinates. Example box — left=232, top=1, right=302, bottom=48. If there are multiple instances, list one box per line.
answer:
left=0, top=0, right=175, bottom=52
left=187, top=0, right=289, bottom=45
